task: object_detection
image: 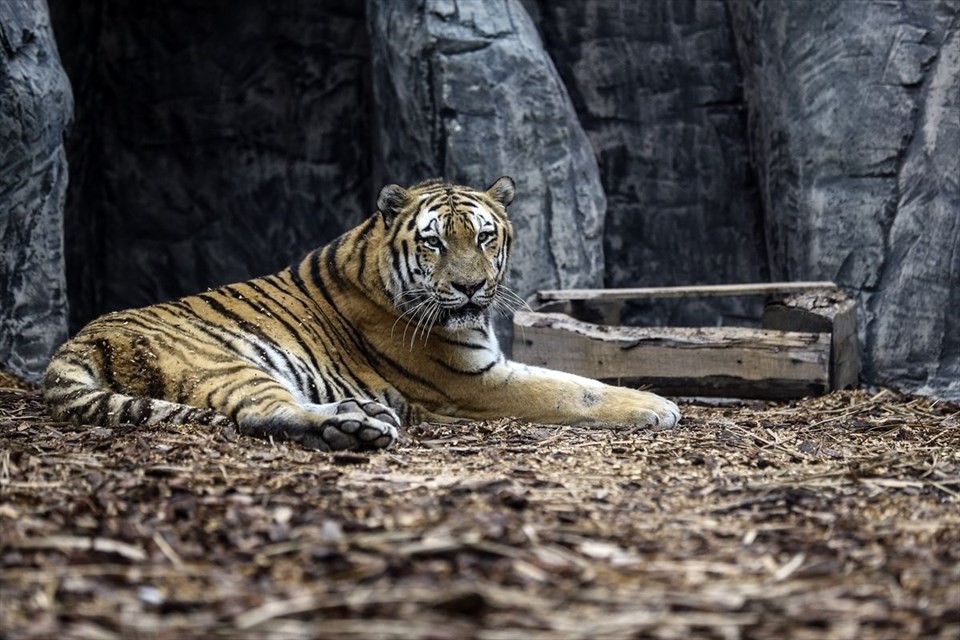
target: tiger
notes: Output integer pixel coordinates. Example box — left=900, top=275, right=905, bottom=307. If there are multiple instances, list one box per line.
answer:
left=43, top=177, right=680, bottom=451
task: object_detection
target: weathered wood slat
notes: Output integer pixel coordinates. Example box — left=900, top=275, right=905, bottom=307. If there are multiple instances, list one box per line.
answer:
left=534, top=281, right=838, bottom=304
left=763, top=290, right=859, bottom=390
left=513, top=311, right=831, bottom=399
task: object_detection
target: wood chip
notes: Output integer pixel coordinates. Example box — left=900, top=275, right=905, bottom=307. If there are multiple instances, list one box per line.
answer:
left=1, top=386, right=958, bottom=639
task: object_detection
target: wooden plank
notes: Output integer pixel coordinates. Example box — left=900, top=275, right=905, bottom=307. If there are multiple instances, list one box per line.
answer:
left=763, top=290, right=859, bottom=390
left=513, top=311, right=831, bottom=399
left=534, top=281, right=838, bottom=305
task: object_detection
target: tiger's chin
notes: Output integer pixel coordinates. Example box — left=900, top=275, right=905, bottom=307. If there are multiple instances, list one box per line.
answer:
left=441, top=303, right=489, bottom=331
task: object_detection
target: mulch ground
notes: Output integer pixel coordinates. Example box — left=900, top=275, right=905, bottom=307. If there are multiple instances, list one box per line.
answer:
left=1, top=374, right=958, bottom=639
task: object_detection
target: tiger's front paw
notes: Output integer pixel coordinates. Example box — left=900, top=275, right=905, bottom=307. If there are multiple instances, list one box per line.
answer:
left=239, top=399, right=401, bottom=451
left=317, top=412, right=398, bottom=451
left=651, top=395, right=681, bottom=429
left=600, top=389, right=680, bottom=429
left=318, top=399, right=400, bottom=451
left=285, top=399, right=400, bottom=451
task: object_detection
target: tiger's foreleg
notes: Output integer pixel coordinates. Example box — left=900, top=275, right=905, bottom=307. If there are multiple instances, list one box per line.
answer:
left=450, top=362, right=680, bottom=428
left=236, top=397, right=399, bottom=451
left=195, top=376, right=399, bottom=451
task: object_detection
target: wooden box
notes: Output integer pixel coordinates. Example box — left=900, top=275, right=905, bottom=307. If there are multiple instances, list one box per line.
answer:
left=512, top=282, right=859, bottom=399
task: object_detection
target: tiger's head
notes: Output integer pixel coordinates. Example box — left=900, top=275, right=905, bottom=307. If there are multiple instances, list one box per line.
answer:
left=376, top=177, right=516, bottom=332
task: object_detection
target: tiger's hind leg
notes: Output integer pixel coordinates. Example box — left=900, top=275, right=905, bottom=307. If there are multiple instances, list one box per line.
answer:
left=237, top=397, right=400, bottom=452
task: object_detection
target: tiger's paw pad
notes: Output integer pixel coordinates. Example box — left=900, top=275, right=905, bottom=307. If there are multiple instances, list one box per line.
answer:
left=320, top=413, right=398, bottom=451
left=334, top=399, right=401, bottom=428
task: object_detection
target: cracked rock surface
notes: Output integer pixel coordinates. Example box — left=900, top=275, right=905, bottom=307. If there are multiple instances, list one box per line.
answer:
left=728, top=0, right=960, bottom=398
left=1, top=0, right=957, bottom=398
left=525, top=0, right=769, bottom=328
left=0, top=1, right=72, bottom=381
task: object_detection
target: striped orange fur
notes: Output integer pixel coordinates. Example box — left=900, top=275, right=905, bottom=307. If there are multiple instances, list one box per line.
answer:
left=44, top=177, right=679, bottom=451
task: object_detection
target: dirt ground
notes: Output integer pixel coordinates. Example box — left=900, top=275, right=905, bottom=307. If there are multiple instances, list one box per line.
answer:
left=1, top=375, right=958, bottom=639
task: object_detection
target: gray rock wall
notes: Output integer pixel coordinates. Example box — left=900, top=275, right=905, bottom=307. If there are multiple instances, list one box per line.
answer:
left=3, top=0, right=957, bottom=398
left=871, top=23, right=959, bottom=397
left=0, top=0, right=72, bottom=381
left=367, top=0, right=607, bottom=298
left=525, top=0, right=769, bottom=326
left=729, top=0, right=960, bottom=398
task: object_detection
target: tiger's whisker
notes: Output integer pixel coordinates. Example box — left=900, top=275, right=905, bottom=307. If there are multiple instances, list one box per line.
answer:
left=410, top=300, right=436, bottom=351
left=396, top=297, right=433, bottom=343
left=408, top=301, right=434, bottom=348
left=497, top=285, right=532, bottom=311
left=422, top=304, right=441, bottom=346
left=392, top=297, right=431, bottom=340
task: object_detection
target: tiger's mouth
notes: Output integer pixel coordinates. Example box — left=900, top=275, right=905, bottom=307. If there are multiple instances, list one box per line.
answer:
left=440, top=302, right=489, bottom=329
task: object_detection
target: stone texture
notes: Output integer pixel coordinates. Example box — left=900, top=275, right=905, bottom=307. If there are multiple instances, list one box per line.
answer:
left=871, top=23, right=959, bottom=398
left=5, top=0, right=956, bottom=399
left=524, top=0, right=769, bottom=327
left=729, top=0, right=960, bottom=398
left=0, top=0, right=72, bottom=381
left=367, top=0, right=607, bottom=301
left=48, top=0, right=375, bottom=332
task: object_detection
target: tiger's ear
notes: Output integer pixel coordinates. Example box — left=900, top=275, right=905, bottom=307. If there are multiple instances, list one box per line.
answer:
left=377, top=184, right=411, bottom=226
left=486, top=176, right=515, bottom=207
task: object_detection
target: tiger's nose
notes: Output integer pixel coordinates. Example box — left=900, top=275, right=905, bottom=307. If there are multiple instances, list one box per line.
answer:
left=452, top=280, right=484, bottom=298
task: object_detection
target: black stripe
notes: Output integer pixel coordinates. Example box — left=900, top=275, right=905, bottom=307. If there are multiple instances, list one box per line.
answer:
left=288, top=264, right=359, bottom=362
left=387, top=204, right=412, bottom=247
left=130, top=337, right=166, bottom=399
left=59, top=386, right=99, bottom=406
left=434, top=335, right=490, bottom=350
left=118, top=398, right=137, bottom=425
left=391, top=241, right=409, bottom=289
left=400, top=239, right=415, bottom=280
left=90, top=338, right=118, bottom=391
left=138, top=307, right=247, bottom=363
left=262, top=272, right=347, bottom=378
left=195, top=293, right=302, bottom=382
left=227, top=380, right=291, bottom=422
left=59, top=352, right=100, bottom=384
left=302, top=254, right=369, bottom=354
left=430, top=357, right=497, bottom=376
left=356, top=214, right=376, bottom=237
left=120, top=311, right=230, bottom=362
left=87, top=391, right=113, bottom=424
left=114, top=313, right=229, bottom=361
left=368, top=343, right=452, bottom=401
left=207, top=371, right=280, bottom=411
left=357, top=220, right=373, bottom=285
left=231, top=281, right=325, bottom=403
left=322, top=237, right=347, bottom=290
left=289, top=261, right=378, bottom=398
left=197, top=364, right=263, bottom=406
left=421, top=192, right=445, bottom=210
left=306, top=251, right=369, bottom=350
